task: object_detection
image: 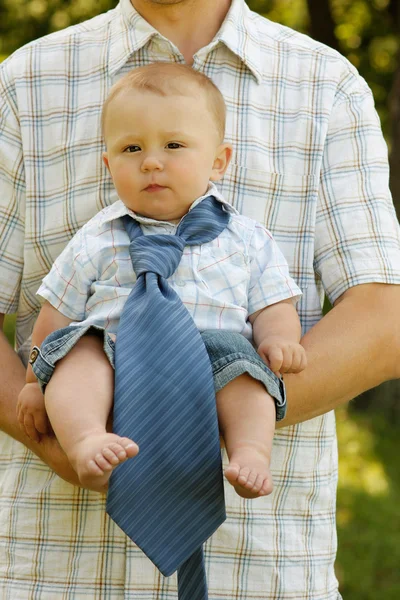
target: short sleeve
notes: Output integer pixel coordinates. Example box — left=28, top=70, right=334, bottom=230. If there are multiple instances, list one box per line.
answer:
left=38, top=226, right=98, bottom=320
left=0, top=59, right=26, bottom=313
left=247, top=223, right=302, bottom=316
left=314, top=69, right=400, bottom=304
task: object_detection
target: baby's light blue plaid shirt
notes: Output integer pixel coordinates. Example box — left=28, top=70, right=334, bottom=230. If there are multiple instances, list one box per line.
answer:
left=1, top=0, right=400, bottom=598
left=38, top=184, right=301, bottom=337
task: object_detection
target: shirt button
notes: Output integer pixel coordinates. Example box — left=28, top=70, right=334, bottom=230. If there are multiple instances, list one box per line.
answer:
left=29, top=347, right=39, bottom=364
left=176, top=280, right=186, bottom=287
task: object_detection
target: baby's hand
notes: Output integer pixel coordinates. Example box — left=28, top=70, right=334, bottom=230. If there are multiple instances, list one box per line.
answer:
left=258, top=337, right=307, bottom=375
left=17, top=382, right=50, bottom=442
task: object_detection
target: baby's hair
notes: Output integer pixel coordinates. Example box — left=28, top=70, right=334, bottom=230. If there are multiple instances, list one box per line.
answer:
left=101, top=62, right=226, bottom=142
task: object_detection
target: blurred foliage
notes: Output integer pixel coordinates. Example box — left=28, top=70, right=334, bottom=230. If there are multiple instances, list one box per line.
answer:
left=336, top=405, right=400, bottom=598
left=0, top=0, right=116, bottom=61
left=1, top=1, right=398, bottom=138
left=3, top=314, right=15, bottom=346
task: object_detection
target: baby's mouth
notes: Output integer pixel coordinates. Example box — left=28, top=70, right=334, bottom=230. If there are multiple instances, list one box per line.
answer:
left=144, top=184, right=167, bottom=192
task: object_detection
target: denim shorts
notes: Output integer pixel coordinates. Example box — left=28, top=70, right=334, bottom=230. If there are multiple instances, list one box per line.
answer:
left=30, top=325, right=287, bottom=421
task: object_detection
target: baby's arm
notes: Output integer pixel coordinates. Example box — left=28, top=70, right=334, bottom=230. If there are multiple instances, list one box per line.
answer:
left=16, top=302, right=73, bottom=441
left=249, top=299, right=307, bottom=375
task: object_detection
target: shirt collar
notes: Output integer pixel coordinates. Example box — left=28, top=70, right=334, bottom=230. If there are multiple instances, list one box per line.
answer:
left=108, top=0, right=159, bottom=77
left=211, top=0, right=263, bottom=84
left=109, top=0, right=263, bottom=83
left=98, top=182, right=238, bottom=228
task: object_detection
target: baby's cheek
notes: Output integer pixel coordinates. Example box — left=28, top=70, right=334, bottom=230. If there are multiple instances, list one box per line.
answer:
left=113, top=166, right=136, bottom=196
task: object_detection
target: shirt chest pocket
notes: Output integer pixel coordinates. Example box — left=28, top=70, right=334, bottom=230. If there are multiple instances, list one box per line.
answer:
left=196, top=245, right=250, bottom=308
left=217, top=164, right=319, bottom=293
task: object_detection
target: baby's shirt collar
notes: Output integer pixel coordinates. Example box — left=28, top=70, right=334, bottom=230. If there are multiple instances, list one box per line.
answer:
left=98, top=182, right=238, bottom=229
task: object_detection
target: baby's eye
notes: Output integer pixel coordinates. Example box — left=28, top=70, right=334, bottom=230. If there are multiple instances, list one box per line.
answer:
left=124, top=145, right=141, bottom=153
left=166, top=142, right=183, bottom=149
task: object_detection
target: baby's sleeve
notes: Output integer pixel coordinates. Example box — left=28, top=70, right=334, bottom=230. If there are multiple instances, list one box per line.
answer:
left=247, top=223, right=302, bottom=316
left=38, top=225, right=98, bottom=321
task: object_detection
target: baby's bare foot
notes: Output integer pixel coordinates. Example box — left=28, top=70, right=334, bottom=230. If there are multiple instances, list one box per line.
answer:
left=224, top=447, right=273, bottom=499
left=70, top=432, right=139, bottom=492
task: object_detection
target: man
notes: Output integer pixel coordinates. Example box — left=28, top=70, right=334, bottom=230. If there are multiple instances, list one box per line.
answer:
left=1, top=0, right=399, bottom=597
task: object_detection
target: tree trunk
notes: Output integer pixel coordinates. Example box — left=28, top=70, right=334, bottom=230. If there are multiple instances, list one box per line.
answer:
left=352, top=380, right=400, bottom=423
left=305, top=0, right=339, bottom=51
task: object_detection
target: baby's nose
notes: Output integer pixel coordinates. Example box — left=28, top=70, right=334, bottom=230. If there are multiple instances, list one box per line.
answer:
left=141, top=155, right=163, bottom=172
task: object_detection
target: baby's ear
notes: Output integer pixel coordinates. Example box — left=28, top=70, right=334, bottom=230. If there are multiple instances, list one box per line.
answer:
left=102, top=152, right=110, bottom=172
left=210, top=143, right=233, bottom=182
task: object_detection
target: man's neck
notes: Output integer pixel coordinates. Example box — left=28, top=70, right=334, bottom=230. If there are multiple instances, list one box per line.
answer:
left=130, top=0, right=232, bottom=65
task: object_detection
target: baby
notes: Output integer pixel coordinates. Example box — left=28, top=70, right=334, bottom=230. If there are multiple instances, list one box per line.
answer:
left=17, top=63, right=306, bottom=498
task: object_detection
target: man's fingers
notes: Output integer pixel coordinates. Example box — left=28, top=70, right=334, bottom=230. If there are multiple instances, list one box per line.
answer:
left=34, top=411, right=50, bottom=434
left=16, top=404, right=24, bottom=426
left=23, top=413, right=40, bottom=442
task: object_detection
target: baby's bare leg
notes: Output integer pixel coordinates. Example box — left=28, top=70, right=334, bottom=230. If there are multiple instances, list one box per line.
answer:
left=45, top=334, right=138, bottom=491
left=217, top=373, right=276, bottom=499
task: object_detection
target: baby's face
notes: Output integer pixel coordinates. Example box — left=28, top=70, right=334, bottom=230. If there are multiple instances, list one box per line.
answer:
left=103, top=88, right=230, bottom=222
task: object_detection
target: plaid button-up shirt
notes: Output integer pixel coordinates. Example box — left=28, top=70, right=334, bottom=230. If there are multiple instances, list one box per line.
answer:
left=1, top=0, right=399, bottom=598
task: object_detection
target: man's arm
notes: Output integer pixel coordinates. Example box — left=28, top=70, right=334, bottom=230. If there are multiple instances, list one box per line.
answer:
left=0, top=312, right=81, bottom=485
left=0, top=314, right=27, bottom=440
left=277, top=282, right=400, bottom=428
left=280, top=63, right=400, bottom=428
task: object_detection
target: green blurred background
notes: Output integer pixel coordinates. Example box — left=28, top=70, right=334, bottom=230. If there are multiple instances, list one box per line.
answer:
left=1, top=1, right=400, bottom=597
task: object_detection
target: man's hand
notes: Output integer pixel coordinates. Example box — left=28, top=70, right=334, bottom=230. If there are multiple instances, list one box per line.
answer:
left=16, top=381, right=50, bottom=442
left=258, top=336, right=307, bottom=375
left=26, top=429, right=110, bottom=493
left=32, top=433, right=82, bottom=487
left=28, top=402, right=115, bottom=492
left=0, top=322, right=105, bottom=492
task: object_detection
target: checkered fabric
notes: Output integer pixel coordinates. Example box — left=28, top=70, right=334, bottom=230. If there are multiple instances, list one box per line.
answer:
left=1, top=0, right=400, bottom=598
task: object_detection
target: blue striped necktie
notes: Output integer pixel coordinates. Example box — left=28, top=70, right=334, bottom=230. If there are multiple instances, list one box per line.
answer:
left=107, top=196, right=230, bottom=599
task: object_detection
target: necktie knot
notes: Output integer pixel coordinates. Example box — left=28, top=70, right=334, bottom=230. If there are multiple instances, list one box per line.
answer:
left=123, top=196, right=230, bottom=280
left=130, top=235, right=185, bottom=279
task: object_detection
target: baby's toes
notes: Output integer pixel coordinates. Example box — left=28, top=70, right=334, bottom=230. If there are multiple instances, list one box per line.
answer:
left=87, top=459, right=105, bottom=476
left=225, top=463, right=239, bottom=477
left=102, top=444, right=125, bottom=465
left=237, top=467, right=251, bottom=486
left=119, top=438, right=139, bottom=457
left=224, top=463, right=241, bottom=487
left=259, top=477, right=273, bottom=496
left=94, top=452, right=114, bottom=472
left=242, top=469, right=258, bottom=490
left=250, top=473, right=265, bottom=493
